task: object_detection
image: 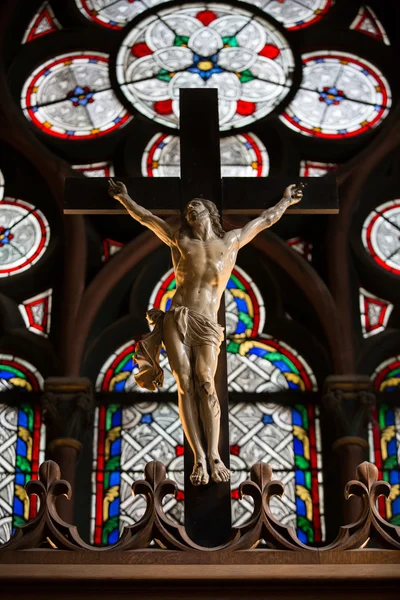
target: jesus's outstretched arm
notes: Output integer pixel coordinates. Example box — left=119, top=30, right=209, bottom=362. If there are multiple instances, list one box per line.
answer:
left=231, top=184, right=303, bottom=249
left=108, top=179, right=175, bottom=247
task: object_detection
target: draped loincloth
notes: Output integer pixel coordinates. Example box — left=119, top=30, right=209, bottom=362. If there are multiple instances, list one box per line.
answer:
left=134, top=307, right=224, bottom=391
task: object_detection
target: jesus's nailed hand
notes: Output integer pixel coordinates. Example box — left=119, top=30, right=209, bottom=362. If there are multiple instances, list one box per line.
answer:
left=108, top=179, right=128, bottom=201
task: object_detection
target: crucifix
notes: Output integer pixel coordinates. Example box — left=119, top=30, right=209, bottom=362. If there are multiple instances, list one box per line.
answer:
left=65, top=89, right=338, bottom=547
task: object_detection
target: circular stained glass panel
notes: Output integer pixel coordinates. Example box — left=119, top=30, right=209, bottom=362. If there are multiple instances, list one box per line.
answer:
left=255, top=0, right=333, bottom=31
left=362, top=200, right=400, bottom=276
left=116, top=3, right=295, bottom=130
left=76, top=0, right=170, bottom=29
left=142, top=132, right=269, bottom=177
left=0, top=354, right=43, bottom=391
left=280, top=51, right=391, bottom=138
left=0, top=198, right=50, bottom=278
left=21, top=52, right=132, bottom=140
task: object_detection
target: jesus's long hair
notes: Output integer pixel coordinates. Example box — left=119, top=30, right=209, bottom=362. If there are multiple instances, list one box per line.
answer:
left=180, top=198, right=225, bottom=239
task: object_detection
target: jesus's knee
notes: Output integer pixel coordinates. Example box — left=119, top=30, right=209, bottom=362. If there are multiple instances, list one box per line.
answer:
left=174, top=370, right=192, bottom=395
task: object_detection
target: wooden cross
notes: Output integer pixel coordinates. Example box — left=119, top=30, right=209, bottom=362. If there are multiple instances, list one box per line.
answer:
left=64, top=89, right=338, bottom=547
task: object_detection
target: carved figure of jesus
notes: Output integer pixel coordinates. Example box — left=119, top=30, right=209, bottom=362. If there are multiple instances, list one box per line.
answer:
left=108, top=180, right=303, bottom=486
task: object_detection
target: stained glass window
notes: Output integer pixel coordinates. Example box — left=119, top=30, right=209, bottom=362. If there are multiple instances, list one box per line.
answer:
left=280, top=51, right=391, bottom=138
left=76, top=0, right=170, bottom=29
left=92, top=399, right=324, bottom=545
left=286, top=237, right=313, bottom=262
left=0, top=170, right=4, bottom=200
left=362, top=200, right=400, bottom=276
left=142, top=132, right=269, bottom=177
left=72, top=162, right=115, bottom=178
left=116, top=3, right=295, bottom=130
left=0, top=355, right=45, bottom=544
left=0, top=197, right=50, bottom=278
left=369, top=358, right=400, bottom=525
left=102, top=238, right=124, bottom=263
left=18, top=289, right=52, bottom=338
left=359, top=287, right=393, bottom=338
left=299, top=160, right=337, bottom=177
left=21, top=52, right=132, bottom=140
left=350, top=5, right=390, bottom=46
left=256, top=0, right=333, bottom=31
left=93, top=262, right=323, bottom=545
left=22, top=2, right=61, bottom=44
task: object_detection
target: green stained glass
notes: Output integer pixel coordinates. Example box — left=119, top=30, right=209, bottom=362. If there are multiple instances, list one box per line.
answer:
left=227, top=340, right=240, bottom=353
left=106, top=404, right=120, bottom=430
left=174, top=35, right=189, bottom=46
left=296, top=404, right=309, bottom=430
left=16, top=455, right=31, bottom=473
left=106, top=455, right=120, bottom=472
left=157, top=69, right=172, bottom=82
left=295, top=455, right=309, bottom=470
left=222, top=36, right=238, bottom=47
left=298, top=515, right=314, bottom=543
left=238, top=311, right=253, bottom=329
left=229, top=273, right=245, bottom=290
left=239, top=70, right=254, bottom=83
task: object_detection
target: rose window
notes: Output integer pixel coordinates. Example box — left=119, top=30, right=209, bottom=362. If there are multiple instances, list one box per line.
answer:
left=362, top=200, right=400, bottom=276
left=116, top=3, right=295, bottom=130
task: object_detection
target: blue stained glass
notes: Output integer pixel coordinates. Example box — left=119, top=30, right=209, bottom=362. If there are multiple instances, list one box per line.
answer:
left=392, top=496, right=400, bottom=516
left=226, top=279, right=234, bottom=289
left=298, top=529, right=308, bottom=543
left=338, top=129, right=347, bottom=134
left=113, top=117, right=121, bottom=124
left=389, top=470, right=400, bottom=485
left=66, top=130, right=75, bottom=135
left=112, top=410, right=122, bottom=428
left=295, top=470, right=305, bottom=486
left=292, top=409, right=302, bottom=426
left=18, top=411, right=28, bottom=428
left=245, top=142, right=252, bottom=149
left=288, top=380, right=299, bottom=389
left=15, top=473, right=25, bottom=486
left=166, top=298, right=172, bottom=311
left=274, top=360, right=289, bottom=372
left=293, top=438, right=304, bottom=456
left=33, top=107, right=39, bottom=112
left=316, top=58, right=324, bottom=63
left=387, top=438, right=397, bottom=456
left=16, top=438, right=27, bottom=456
left=111, top=438, right=121, bottom=456
left=1, top=370, right=13, bottom=379
left=362, top=69, right=369, bottom=76
left=293, top=116, right=300, bottom=122
left=13, top=497, right=23, bottom=517
left=296, top=497, right=306, bottom=516
left=159, top=142, right=166, bottom=149
left=249, top=347, right=266, bottom=357
left=262, top=414, right=273, bottom=424
left=110, top=471, right=120, bottom=487
left=236, top=298, right=248, bottom=313
left=114, top=379, right=126, bottom=392
left=109, top=498, right=120, bottom=518
left=236, top=321, right=246, bottom=334
left=141, top=414, right=153, bottom=424
left=108, top=529, right=119, bottom=545
left=89, top=58, right=98, bottom=64
left=44, top=69, right=51, bottom=76
left=386, top=410, right=395, bottom=426
left=123, top=358, right=133, bottom=372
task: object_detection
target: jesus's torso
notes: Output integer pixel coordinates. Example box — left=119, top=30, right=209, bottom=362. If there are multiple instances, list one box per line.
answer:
left=170, top=231, right=238, bottom=322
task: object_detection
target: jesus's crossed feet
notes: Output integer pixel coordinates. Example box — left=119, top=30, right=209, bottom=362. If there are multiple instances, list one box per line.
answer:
left=190, top=457, right=230, bottom=485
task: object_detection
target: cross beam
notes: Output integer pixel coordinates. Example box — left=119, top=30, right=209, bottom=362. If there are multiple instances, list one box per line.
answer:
left=64, top=177, right=338, bottom=215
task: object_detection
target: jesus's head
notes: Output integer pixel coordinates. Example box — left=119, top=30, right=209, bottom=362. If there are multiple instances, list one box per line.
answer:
left=181, top=198, right=225, bottom=239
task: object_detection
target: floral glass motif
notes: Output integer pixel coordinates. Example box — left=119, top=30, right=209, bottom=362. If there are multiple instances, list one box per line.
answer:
left=21, top=52, right=132, bottom=140
left=22, top=1, right=61, bottom=44
left=76, top=0, right=170, bottom=29
left=0, top=198, right=50, bottom=278
left=369, top=357, right=400, bottom=525
left=116, top=3, right=295, bottom=130
left=18, top=289, right=52, bottom=338
left=142, top=132, right=269, bottom=177
left=299, top=160, right=337, bottom=177
left=350, top=5, right=390, bottom=46
left=280, top=51, right=391, bottom=138
left=359, top=287, right=393, bottom=338
left=92, top=400, right=324, bottom=545
left=72, top=162, right=115, bottom=177
left=0, top=355, right=45, bottom=545
left=254, top=0, right=333, bottom=30
left=362, top=200, right=400, bottom=276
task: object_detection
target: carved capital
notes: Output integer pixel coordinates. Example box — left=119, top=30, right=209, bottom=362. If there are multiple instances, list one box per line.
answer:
left=323, top=375, right=376, bottom=439
left=40, top=378, right=94, bottom=449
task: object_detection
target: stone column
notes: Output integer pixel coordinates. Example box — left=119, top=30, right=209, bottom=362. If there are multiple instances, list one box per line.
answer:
left=323, top=375, right=375, bottom=524
left=40, top=378, right=94, bottom=523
